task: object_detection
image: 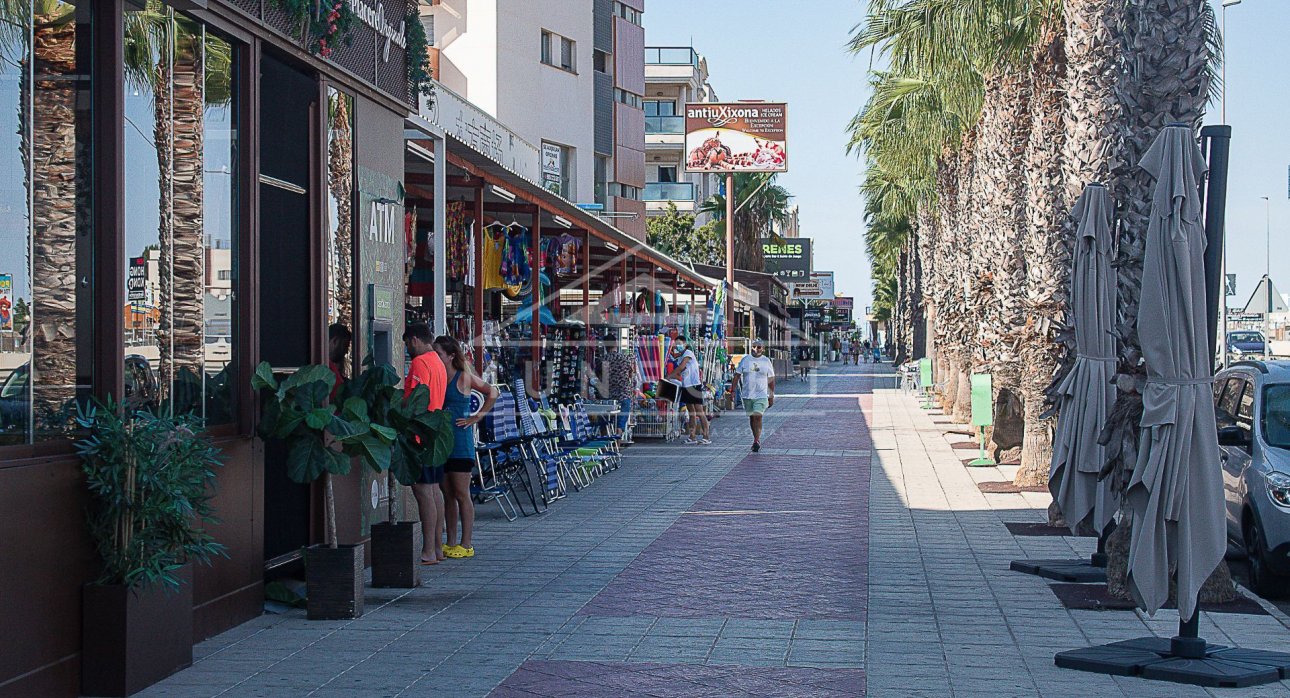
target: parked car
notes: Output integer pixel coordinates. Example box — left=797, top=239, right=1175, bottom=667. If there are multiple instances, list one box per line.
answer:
left=1227, top=330, right=1268, bottom=359
left=1213, top=360, right=1290, bottom=598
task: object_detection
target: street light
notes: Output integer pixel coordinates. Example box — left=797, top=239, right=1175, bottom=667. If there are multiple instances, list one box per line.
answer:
left=1222, top=0, right=1242, bottom=123
left=1263, top=195, right=1272, bottom=361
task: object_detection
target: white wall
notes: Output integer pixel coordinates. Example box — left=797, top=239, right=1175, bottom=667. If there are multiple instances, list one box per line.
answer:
left=428, top=0, right=499, bottom=115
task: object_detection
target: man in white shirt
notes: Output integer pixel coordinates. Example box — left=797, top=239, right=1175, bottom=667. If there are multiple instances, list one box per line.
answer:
left=667, top=335, right=711, bottom=444
left=733, top=338, right=775, bottom=452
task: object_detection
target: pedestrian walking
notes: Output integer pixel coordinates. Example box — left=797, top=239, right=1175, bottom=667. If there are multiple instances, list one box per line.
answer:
left=733, top=339, right=775, bottom=452
left=403, top=323, right=448, bottom=565
left=861, top=339, right=871, bottom=364
left=840, top=337, right=852, bottom=367
left=667, top=336, right=710, bottom=444
left=433, top=335, right=497, bottom=560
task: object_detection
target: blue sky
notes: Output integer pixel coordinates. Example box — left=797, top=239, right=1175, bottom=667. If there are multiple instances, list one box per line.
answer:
left=647, top=0, right=1290, bottom=315
left=644, top=0, right=873, bottom=309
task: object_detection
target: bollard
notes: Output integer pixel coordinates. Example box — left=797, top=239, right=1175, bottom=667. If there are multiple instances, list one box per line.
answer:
left=967, top=373, right=996, bottom=466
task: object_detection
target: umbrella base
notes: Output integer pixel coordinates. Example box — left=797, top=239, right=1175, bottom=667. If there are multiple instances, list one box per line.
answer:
left=1009, top=558, right=1107, bottom=583
left=1056, top=636, right=1290, bottom=688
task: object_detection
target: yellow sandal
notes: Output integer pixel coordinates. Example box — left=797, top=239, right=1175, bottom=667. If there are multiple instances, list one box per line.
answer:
left=444, top=546, right=474, bottom=559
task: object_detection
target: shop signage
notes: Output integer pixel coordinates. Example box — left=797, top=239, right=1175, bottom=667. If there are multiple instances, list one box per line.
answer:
left=127, top=256, right=147, bottom=302
left=833, top=296, right=854, bottom=310
left=791, top=271, right=835, bottom=302
left=350, top=0, right=407, bottom=62
left=422, top=82, right=541, bottom=185
left=803, top=307, right=822, bottom=319
left=760, top=236, right=811, bottom=281
left=368, top=198, right=401, bottom=245
left=0, top=274, right=11, bottom=331
left=371, top=285, right=395, bottom=323
left=684, top=102, right=788, bottom=173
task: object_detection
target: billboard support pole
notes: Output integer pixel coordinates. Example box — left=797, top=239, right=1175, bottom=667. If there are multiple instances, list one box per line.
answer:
left=725, top=172, right=735, bottom=345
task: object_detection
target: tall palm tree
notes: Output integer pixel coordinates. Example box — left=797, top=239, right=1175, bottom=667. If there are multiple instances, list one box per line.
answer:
left=699, top=172, right=792, bottom=272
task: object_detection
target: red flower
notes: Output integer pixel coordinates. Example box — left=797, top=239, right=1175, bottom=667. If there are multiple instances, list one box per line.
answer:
left=329, top=23, right=337, bottom=32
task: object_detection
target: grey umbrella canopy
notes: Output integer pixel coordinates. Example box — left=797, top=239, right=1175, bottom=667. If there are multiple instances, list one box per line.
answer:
left=1049, top=184, right=1118, bottom=536
left=1125, top=125, right=1225, bottom=620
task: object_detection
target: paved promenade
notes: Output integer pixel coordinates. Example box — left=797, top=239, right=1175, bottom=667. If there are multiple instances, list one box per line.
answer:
left=141, top=364, right=1290, bottom=697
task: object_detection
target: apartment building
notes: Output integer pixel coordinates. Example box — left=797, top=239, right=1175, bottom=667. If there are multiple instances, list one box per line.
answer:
left=425, top=0, right=648, bottom=239
left=644, top=46, right=721, bottom=226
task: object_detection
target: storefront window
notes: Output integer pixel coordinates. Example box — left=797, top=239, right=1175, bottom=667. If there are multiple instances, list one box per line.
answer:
left=0, top=0, right=93, bottom=446
left=326, top=88, right=354, bottom=334
left=123, top=2, right=237, bottom=423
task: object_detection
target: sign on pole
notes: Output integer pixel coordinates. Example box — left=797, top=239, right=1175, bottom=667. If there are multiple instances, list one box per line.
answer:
left=918, top=358, right=933, bottom=409
left=127, top=256, right=147, bottom=303
left=684, top=102, right=788, bottom=173
left=968, top=373, right=996, bottom=466
left=760, top=237, right=811, bottom=281
left=0, top=274, right=11, bottom=331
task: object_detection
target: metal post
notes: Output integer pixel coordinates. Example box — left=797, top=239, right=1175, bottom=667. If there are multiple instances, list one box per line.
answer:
left=725, top=172, right=735, bottom=343
left=1200, top=125, right=1231, bottom=369
left=472, top=187, right=485, bottom=368
left=433, top=135, right=447, bottom=336
left=582, top=230, right=590, bottom=328
left=1264, top=196, right=1272, bottom=361
left=532, top=204, right=542, bottom=366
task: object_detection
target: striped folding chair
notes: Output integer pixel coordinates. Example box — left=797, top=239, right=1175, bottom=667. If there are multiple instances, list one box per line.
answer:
left=513, top=379, right=566, bottom=503
left=467, top=390, right=518, bottom=522
left=475, top=388, right=541, bottom=516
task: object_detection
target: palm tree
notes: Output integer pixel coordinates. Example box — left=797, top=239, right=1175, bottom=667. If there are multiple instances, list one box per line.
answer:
left=699, top=172, right=792, bottom=272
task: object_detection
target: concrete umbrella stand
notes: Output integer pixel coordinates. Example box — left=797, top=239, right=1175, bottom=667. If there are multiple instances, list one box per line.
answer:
left=1054, top=125, right=1290, bottom=688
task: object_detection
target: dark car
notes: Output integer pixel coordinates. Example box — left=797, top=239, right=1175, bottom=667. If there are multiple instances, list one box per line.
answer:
left=1228, top=330, right=1268, bottom=359
left=0, top=355, right=160, bottom=441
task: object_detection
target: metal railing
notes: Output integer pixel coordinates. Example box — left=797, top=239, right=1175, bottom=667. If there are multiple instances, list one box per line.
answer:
left=645, top=115, right=684, bottom=134
left=645, top=47, right=699, bottom=66
left=644, top=182, right=695, bottom=201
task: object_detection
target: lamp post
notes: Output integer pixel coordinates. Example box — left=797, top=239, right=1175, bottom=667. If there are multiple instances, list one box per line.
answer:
left=1221, top=0, right=1242, bottom=123
left=1263, top=195, right=1272, bottom=361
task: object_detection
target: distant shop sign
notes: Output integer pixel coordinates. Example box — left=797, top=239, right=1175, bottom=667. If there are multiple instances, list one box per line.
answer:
left=127, top=256, right=147, bottom=302
left=761, top=237, right=811, bottom=281
left=684, top=102, right=788, bottom=173
left=791, top=272, right=835, bottom=301
left=421, top=82, right=541, bottom=185
left=541, top=142, right=562, bottom=194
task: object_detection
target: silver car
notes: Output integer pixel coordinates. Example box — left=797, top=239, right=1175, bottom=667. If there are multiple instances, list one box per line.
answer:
left=1214, top=361, right=1290, bottom=598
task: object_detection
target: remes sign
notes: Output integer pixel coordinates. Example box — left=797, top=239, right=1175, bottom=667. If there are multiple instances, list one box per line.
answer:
left=760, top=236, right=811, bottom=281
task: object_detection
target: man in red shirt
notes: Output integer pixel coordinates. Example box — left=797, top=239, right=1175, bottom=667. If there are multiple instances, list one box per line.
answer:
left=403, top=322, right=448, bottom=564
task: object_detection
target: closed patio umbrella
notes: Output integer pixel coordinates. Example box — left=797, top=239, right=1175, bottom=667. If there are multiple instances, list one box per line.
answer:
left=1049, top=184, right=1119, bottom=536
left=1125, top=125, right=1225, bottom=621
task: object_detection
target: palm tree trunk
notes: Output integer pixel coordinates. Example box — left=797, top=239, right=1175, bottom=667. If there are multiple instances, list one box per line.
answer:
left=170, top=25, right=206, bottom=403
left=328, top=94, right=354, bottom=329
left=29, top=13, right=79, bottom=429
left=1104, top=0, right=1234, bottom=605
left=1016, top=20, right=1069, bottom=488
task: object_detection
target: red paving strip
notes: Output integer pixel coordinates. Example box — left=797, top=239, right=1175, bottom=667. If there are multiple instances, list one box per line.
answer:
left=577, top=372, right=872, bottom=621
left=489, top=660, right=865, bottom=698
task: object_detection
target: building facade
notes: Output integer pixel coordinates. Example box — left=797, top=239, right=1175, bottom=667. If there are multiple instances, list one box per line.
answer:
left=643, top=46, right=721, bottom=226
left=425, top=0, right=647, bottom=239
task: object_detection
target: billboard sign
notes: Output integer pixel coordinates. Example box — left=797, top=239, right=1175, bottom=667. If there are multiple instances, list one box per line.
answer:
left=684, top=102, right=787, bottom=173
left=128, top=256, right=147, bottom=302
left=761, top=237, right=811, bottom=281
left=0, top=274, right=11, bottom=331
left=541, top=142, right=563, bottom=195
left=791, top=272, right=835, bottom=301
left=833, top=296, right=854, bottom=310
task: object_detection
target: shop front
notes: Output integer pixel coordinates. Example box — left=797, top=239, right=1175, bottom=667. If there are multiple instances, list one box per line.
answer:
left=0, top=0, right=418, bottom=693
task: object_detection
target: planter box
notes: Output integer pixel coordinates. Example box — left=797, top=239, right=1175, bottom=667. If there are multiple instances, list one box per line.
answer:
left=307, top=543, right=364, bottom=620
left=81, top=570, right=193, bottom=697
left=370, top=521, right=422, bottom=589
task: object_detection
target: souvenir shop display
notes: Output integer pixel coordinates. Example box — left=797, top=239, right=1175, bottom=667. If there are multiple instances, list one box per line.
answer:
left=543, top=326, right=585, bottom=406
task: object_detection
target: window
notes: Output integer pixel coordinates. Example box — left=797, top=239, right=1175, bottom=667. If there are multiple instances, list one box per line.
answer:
left=609, top=183, right=640, bottom=200
left=1217, top=378, right=1244, bottom=427
left=594, top=156, right=609, bottom=206
left=615, top=89, right=643, bottom=109
left=541, top=30, right=576, bottom=73
left=658, top=166, right=677, bottom=183
left=615, top=2, right=642, bottom=26
left=122, top=4, right=239, bottom=424
left=644, top=101, right=675, bottom=117
left=594, top=50, right=608, bottom=74
left=0, top=0, right=93, bottom=446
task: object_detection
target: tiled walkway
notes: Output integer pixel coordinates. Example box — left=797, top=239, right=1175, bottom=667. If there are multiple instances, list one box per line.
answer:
left=141, top=365, right=1290, bottom=697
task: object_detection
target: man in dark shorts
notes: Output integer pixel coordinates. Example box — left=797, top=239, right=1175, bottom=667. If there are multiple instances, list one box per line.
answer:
left=668, top=335, right=710, bottom=444
left=403, top=323, right=448, bottom=565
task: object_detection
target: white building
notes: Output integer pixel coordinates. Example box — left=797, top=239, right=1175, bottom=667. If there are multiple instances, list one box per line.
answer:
left=643, top=46, right=721, bottom=225
left=425, top=0, right=648, bottom=239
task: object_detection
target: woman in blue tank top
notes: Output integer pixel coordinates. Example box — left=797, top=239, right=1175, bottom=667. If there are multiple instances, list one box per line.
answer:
left=432, top=336, right=498, bottom=559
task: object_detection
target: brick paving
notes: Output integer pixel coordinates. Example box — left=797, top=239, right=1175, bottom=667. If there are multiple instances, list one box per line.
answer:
left=139, top=364, right=1290, bottom=697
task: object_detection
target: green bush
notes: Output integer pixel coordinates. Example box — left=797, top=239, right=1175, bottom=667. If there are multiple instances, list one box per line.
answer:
left=76, top=402, right=226, bottom=591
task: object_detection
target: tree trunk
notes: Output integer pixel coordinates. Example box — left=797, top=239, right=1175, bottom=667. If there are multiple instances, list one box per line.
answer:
left=1014, top=387, right=1053, bottom=486
left=29, top=14, right=80, bottom=430
left=953, top=366, right=972, bottom=423
left=327, top=93, right=354, bottom=329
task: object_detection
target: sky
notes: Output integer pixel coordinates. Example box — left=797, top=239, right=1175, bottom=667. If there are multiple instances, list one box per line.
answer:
left=647, top=0, right=1290, bottom=316
left=644, top=0, right=874, bottom=310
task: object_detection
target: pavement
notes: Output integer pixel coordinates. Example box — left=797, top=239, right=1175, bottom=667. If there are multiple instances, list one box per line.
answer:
left=139, top=364, right=1290, bottom=697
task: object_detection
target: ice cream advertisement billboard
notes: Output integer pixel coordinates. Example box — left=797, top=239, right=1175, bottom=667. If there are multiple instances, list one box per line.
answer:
left=684, top=102, right=787, bottom=173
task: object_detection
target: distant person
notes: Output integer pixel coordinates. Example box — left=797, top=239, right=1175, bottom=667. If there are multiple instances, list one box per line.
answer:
left=403, top=323, right=448, bottom=565
left=433, top=335, right=497, bottom=560
left=327, top=323, right=352, bottom=399
left=734, top=339, right=776, bottom=452
left=668, top=335, right=710, bottom=444
left=840, top=338, right=852, bottom=366
left=862, top=339, right=872, bottom=364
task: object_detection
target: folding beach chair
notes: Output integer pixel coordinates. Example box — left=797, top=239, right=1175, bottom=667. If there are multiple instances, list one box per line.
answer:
left=467, top=390, right=519, bottom=522
left=475, top=388, right=542, bottom=516
left=513, top=379, right=567, bottom=504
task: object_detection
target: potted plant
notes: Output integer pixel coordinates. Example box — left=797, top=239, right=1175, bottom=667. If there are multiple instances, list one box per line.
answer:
left=252, top=362, right=392, bottom=619
left=77, top=401, right=226, bottom=697
left=345, top=362, right=454, bottom=588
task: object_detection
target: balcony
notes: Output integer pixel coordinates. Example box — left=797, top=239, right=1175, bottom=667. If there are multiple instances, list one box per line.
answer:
left=644, top=181, right=697, bottom=213
left=645, top=47, right=699, bottom=66
left=645, top=115, right=684, bottom=134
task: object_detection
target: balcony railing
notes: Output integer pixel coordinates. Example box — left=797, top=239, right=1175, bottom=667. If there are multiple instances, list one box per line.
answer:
left=645, top=47, right=699, bottom=66
left=644, top=182, right=696, bottom=201
left=645, top=115, right=684, bottom=135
